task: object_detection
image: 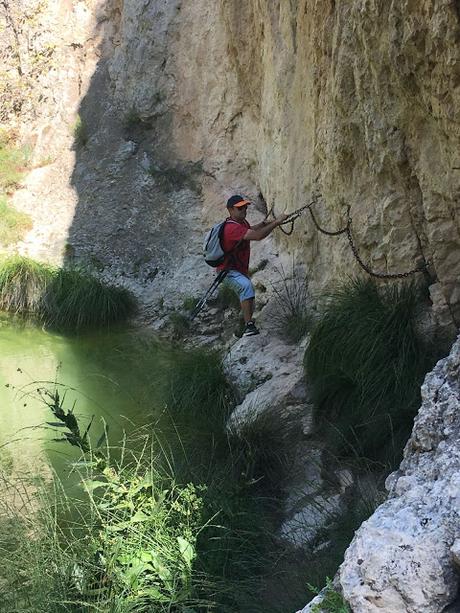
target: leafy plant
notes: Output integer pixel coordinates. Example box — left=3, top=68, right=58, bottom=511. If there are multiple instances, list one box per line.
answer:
left=82, top=462, right=207, bottom=610
left=309, top=578, right=350, bottom=613
left=305, top=278, right=438, bottom=464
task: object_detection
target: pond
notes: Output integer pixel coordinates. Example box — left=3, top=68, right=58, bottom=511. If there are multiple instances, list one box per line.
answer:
left=0, top=316, right=160, bottom=489
left=0, top=315, right=317, bottom=613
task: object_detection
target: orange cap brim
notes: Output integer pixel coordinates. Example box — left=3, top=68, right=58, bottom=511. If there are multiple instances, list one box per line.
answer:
left=234, top=200, right=251, bottom=208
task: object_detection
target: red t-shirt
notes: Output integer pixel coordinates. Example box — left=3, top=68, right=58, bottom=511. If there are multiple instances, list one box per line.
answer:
left=217, top=218, right=251, bottom=275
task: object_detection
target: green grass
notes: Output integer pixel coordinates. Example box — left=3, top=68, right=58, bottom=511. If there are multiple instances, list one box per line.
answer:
left=0, top=134, right=29, bottom=192
left=0, top=134, right=32, bottom=247
left=304, top=278, right=438, bottom=464
left=73, top=115, right=88, bottom=148
left=0, top=196, right=33, bottom=246
left=152, top=343, right=235, bottom=433
left=217, top=282, right=241, bottom=310
left=0, top=255, right=136, bottom=331
left=0, top=255, right=53, bottom=314
left=270, top=267, right=311, bottom=342
left=309, top=578, right=350, bottom=613
left=168, top=310, right=191, bottom=339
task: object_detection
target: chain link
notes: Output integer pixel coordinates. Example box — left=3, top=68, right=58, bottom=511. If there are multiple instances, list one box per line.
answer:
left=281, top=200, right=430, bottom=279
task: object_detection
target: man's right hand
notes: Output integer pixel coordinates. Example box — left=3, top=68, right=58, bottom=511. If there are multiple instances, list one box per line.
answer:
left=276, top=213, right=290, bottom=225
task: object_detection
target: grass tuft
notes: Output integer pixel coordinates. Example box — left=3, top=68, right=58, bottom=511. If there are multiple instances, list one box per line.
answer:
left=0, top=255, right=53, bottom=313
left=0, top=135, right=29, bottom=192
left=270, top=266, right=311, bottom=343
left=73, top=114, right=88, bottom=148
left=305, top=278, right=438, bottom=464
left=0, top=255, right=136, bottom=331
left=0, top=196, right=33, bottom=246
left=167, top=310, right=191, bottom=339
left=154, top=344, right=235, bottom=432
left=217, top=281, right=241, bottom=310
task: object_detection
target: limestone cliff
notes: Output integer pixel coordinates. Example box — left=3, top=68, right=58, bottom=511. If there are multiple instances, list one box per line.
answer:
left=1, top=3, right=460, bottom=610
left=1, top=0, right=459, bottom=330
left=299, top=334, right=460, bottom=612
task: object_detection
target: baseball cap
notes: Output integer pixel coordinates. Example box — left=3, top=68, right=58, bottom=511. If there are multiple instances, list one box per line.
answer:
left=226, top=195, right=252, bottom=208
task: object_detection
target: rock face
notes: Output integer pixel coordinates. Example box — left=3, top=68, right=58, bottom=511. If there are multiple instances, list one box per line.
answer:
left=2, top=3, right=460, bottom=610
left=0, top=0, right=459, bottom=331
left=317, top=335, right=460, bottom=613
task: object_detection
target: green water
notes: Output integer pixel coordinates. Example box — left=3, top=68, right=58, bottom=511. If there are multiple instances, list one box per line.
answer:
left=0, top=316, right=160, bottom=485
left=0, top=317, right=317, bottom=612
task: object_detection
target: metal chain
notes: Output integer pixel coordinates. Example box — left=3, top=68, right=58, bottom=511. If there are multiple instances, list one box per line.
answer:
left=345, top=217, right=431, bottom=279
left=277, top=198, right=319, bottom=236
left=280, top=200, right=431, bottom=279
left=308, top=207, right=348, bottom=236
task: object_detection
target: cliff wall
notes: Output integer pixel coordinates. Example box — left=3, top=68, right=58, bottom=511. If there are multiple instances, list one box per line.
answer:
left=1, top=0, right=459, bottom=329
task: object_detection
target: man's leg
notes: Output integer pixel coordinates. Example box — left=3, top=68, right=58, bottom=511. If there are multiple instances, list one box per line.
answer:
left=241, top=297, right=254, bottom=323
left=224, top=271, right=257, bottom=329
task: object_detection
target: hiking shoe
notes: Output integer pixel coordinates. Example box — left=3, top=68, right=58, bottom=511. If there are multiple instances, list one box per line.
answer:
left=243, top=321, right=260, bottom=337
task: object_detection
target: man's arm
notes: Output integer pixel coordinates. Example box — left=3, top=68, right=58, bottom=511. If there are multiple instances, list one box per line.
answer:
left=244, top=214, right=289, bottom=241
left=251, top=219, right=268, bottom=230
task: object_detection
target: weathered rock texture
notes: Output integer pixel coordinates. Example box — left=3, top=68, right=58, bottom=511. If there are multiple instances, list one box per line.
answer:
left=1, top=0, right=459, bottom=329
left=313, top=335, right=460, bottom=613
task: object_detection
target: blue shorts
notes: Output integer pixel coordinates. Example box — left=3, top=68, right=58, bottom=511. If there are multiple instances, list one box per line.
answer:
left=223, top=270, right=255, bottom=302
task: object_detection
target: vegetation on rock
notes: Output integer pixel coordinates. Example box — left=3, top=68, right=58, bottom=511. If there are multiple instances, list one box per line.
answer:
left=0, top=131, right=32, bottom=247
left=305, top=278, right=439, bottom=465
left=0, top=195, right=32, bottom=247
left=0, top=255, right=136, bottom=331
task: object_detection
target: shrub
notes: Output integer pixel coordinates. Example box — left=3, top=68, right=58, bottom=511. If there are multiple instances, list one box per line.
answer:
left=0, top=455, right=211, bottom=612
left=148, top=161, right=202, bottom=193
left=305, top=278, right=438, bottom=464
left=122, top=107, right=144, bottom=130
left=0, top=256, right=136, bottom=331
left=181, top=296, right=199, bottom=313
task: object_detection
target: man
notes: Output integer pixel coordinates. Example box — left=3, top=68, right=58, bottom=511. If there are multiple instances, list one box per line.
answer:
left=217, top=194, right=288, bottom=337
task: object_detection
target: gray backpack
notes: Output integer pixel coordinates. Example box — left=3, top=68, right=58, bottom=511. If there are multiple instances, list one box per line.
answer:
left=203, top=220, right=227, bottom=267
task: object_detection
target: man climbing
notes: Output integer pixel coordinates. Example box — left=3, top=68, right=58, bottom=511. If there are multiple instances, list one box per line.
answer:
left=218, top=194, right=288, bottom=337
